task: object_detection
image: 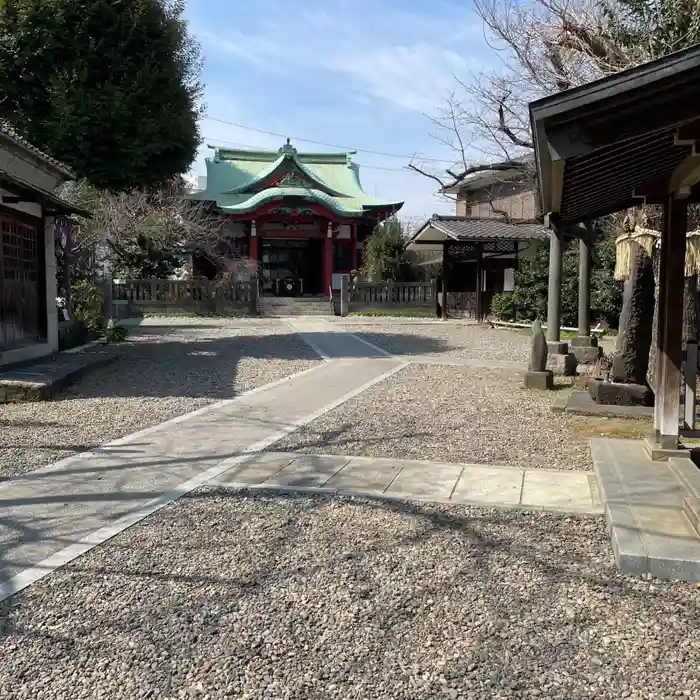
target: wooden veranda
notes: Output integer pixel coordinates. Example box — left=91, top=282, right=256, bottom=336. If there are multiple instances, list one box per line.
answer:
left=407, top=215, right=548, bottom=320
left=530, top=42, right=700, bottom=451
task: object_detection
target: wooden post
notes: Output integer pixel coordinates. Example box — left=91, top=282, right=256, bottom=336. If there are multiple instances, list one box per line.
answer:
left=386, top=278, right=394, bottom=304
left=684, top=341, right=697, bottom=431
left=655, top=195, right=688, bottom=449
left=323, top=222, right=333, bottom=296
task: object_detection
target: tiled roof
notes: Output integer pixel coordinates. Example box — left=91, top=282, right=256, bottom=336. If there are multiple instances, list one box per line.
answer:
left=428, top=215, right=548, bottom=241
left=0, top=121, right=75, bottom=177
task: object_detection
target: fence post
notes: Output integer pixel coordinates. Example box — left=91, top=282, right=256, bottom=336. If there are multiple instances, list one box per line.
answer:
left=684, top=341, right=697, bottom=430
left=386, top=278, right=394, bottom=304
left=249, top=275, right=260, bottom=315
left=340, top=274, right=349, bottom=317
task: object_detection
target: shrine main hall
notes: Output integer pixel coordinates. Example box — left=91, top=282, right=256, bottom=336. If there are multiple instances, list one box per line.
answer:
left=188, top=140, right=403, bottom=296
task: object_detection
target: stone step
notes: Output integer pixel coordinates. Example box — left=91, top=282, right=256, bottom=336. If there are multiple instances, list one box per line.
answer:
left=682, top=497, right=700, bottom=537
left=668, top=456, right=700, bottom=498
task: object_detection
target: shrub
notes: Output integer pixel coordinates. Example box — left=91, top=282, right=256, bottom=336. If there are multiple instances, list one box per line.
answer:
left=489, top=292, right=516, bottom=321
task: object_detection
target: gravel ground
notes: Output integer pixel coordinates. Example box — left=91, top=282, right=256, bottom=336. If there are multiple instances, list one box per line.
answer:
left=1, top=490, right=698, bottom=700
left=275, top=363, right=593, bottom=470
left=0, top=322, right=319, bottom=478
left=339, top=322, right=616, bottom=364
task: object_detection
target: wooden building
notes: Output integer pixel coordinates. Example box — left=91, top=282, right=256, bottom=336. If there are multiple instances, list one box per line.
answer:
left=0, top=124, right=88, bottom=366
left=407, top=216, right=547, bottom=320
left=188, top=140, right=403, bottom=297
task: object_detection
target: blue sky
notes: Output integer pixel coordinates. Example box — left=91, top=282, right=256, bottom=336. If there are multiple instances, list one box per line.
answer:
left=184, top=0, right=494, bottom=221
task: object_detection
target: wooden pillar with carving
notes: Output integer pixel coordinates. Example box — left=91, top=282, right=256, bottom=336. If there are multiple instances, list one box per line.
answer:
left=323, top=221, right=334, bottom=296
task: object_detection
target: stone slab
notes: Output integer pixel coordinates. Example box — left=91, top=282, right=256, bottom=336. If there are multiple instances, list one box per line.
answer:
left=0, top=351, right=116, bottom=403
left=324, top=457, right=403, bottom=492
left=547, top=341, right=568, bottom=354
left=450, top=465, right=523, bottom=505
left=570, top=335, right=598, bottom=348
left=548, top=352, right=577, bottom=376
left=523, top=369, right=554, bottom=390
left=212, top=453, right=300, bottom=486
left=668, top=457, right=700, bottom=499
left=590, top=437, right=700, bottom=581
left=385, top=463, right=464, bottom=500
left=643, top=437, right=693, bottom=462
left=556, top=390, right=654, bottom=419
left=262, top=454, right=352, bottom=487
left=520, top=471, right=594, bottom=510
left=571, top=344, right=602, bottom=364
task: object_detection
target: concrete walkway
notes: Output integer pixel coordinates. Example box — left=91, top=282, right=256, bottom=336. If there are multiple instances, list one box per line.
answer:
left=0, top=320, right=599, bottom=601
left=212, top=451, right=602, bottom=515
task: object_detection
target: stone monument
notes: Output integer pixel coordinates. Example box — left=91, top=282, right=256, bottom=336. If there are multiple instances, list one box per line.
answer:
left=589, top=225, right=656, bottom=406
left=524, top=320, right=554, bottom=390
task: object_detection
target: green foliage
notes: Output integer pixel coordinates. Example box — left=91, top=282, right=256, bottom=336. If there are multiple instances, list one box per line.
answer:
left=104, top=318, right=129, bottom=342
left=361, top=217, right=421, bottom=282
left=510, top=237, right=622, bottom=328
left=0, top=0, right=201, bottom=191
left=489, top=292, right=516, bottom=321
left=110, top=232, right=183, bottom=278
left=71, top=278, right=104, bottom=331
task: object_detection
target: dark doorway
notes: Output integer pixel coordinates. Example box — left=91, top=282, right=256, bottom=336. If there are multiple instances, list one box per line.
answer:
left=260, top=238, right=322, bottom=296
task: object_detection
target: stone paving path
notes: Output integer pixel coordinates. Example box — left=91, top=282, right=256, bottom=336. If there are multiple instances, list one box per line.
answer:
left=0, top=319, right=599, bottom=601
left=213, top=451, right=602, bottom=514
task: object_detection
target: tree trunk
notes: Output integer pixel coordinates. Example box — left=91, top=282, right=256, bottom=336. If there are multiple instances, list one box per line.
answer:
left=612, top=242, right=654, bottom=385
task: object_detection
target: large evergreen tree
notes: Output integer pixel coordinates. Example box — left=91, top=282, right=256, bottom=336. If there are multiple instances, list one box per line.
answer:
left=0, top=0, right=201, bottom=191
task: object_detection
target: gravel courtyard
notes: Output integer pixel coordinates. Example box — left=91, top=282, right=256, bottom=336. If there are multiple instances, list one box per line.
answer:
left=275, top=363, right=595, bottom=470
left=0, top=320, right=320, bottom=479
left=1, top=490, right=698, bottom=700
left=338, top=321, right=616, bottom=363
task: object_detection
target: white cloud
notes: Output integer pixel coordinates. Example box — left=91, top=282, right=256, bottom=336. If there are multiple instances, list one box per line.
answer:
left=196, top=1, right=480, bottom=114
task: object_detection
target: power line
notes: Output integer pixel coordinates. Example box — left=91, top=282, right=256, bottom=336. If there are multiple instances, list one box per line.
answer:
left=201, top=114, right=457, bottom=165
left=201, top=135, right=430, bottom=175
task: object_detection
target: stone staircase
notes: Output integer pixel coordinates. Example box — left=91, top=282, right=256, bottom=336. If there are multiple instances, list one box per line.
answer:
left=258, top=296, right=334, bottom=317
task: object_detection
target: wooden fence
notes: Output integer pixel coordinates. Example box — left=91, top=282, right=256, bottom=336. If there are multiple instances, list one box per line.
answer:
left=350, top=280, right=436, bottom=312
left=111, top=279, right=258, bottom=317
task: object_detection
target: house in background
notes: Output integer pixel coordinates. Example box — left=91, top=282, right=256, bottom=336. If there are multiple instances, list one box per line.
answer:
left=0, top=123, right=88, bottom=366
left=407, top=160, right=546, bottom=319
left=187, top=139, right=403, bottom=297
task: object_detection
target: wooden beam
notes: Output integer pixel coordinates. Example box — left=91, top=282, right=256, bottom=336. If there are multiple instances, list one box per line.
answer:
left=655, top=195, right=688, bottom=449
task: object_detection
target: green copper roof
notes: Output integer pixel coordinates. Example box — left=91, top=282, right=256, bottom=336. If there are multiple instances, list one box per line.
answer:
left=188, top=139, right=403, bottom=216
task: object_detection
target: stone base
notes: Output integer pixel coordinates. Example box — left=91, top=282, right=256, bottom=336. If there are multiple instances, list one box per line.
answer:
left=547, top=340, right=568, bottom=354
left=571, top=344, right=602, bottom=364
left=552, top=390, right=654, bottom=418
left=524, top=369, right=554, bottom=390
left=569, top=335, right=598, bottom=348
left=549, top=352, right=578, bottom=376
left=643, top=437, right=690, bottom=462
left=587, top=377, right=654, bottom=407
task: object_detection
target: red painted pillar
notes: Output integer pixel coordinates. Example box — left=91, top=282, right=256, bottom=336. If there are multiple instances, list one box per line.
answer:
left=323, top=222, right=333, bottom=296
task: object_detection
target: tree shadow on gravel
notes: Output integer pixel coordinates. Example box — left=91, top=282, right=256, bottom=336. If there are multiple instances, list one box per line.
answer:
left=49, top=330, right=448, bottom=402
left=3, top=488, right=698, bottom=698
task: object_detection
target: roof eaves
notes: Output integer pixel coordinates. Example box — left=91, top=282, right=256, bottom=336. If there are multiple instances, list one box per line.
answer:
left=0, top=122, right=75, bottom=179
